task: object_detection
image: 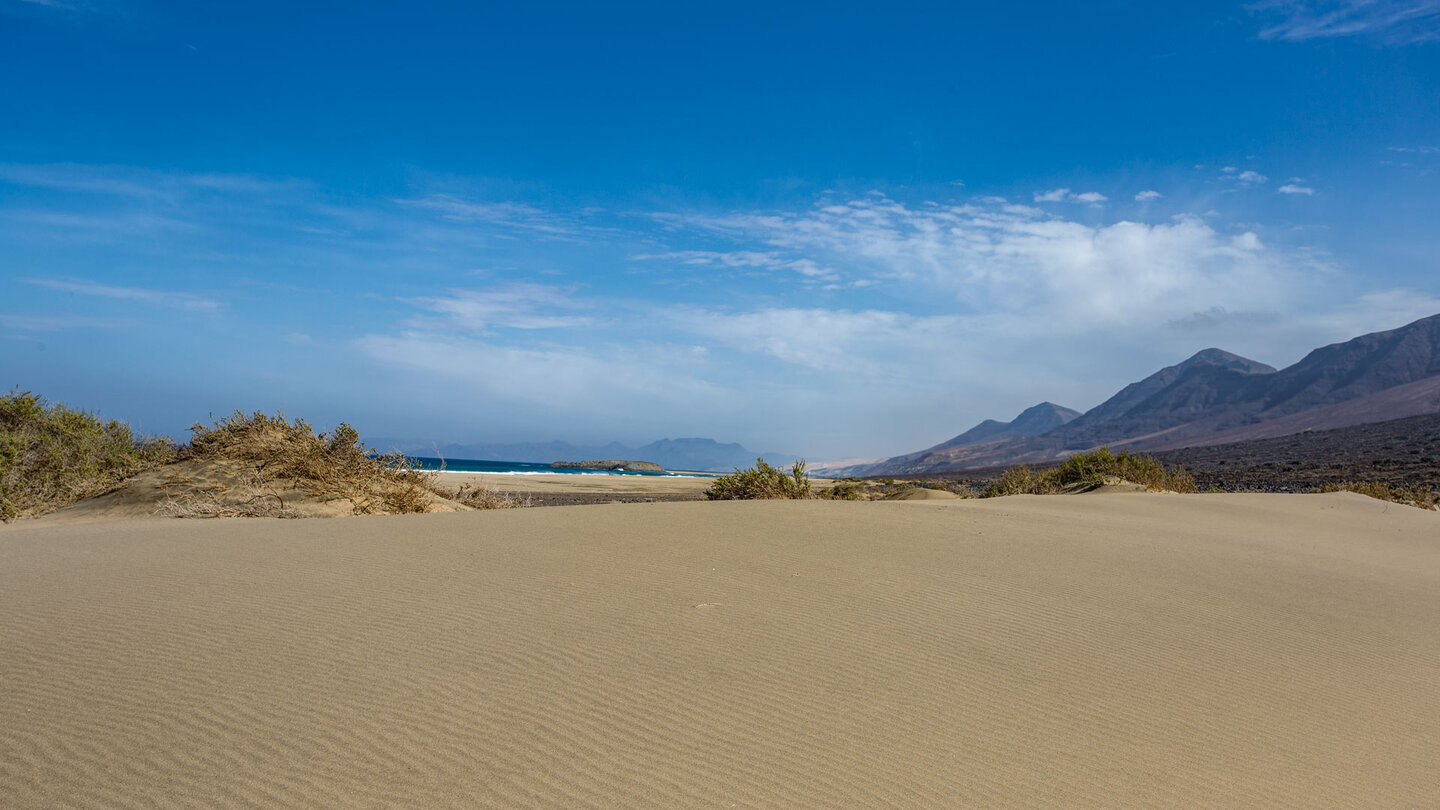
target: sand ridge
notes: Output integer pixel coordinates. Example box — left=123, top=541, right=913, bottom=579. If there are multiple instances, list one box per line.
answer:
left=2, top=493, right=1437, bottom=807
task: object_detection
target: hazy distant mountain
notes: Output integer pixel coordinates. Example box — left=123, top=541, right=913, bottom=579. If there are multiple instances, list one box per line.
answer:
left=369, top=436, right=790, bottom=473
left=834, top=402, right=1081, bottom=476
left=856, top=313, right=1440, bottom=475
left=934, top=402, right=1081, bottom=450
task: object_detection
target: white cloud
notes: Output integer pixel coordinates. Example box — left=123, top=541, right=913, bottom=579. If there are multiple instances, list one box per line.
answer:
left=355, top=332, right=727, bottom=440
left=672, top=307, right=960, bottom=376
left=1135, top=190, right=1163, bottom=201
left=665, top=195, right=1314, bottom=328
left=1232, top=231, right=1265, bottom=250
left=23, top=278, right=219, bottom=311
left=1236, top=170, right=1269, bottom=184
left=1033, top=189, right=1109, bottom=205
left=340, top=190, right=1435, bottom=457
left=404, top=283, right=594, bottom=332
left=1278, top=183, right=1316, bottom=195
left=1254, top=0, right=1440, bottom=43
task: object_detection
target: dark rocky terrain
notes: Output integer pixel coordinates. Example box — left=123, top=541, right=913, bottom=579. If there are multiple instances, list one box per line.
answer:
left=883, top=412, right=1440, bottom=495
left=1152, top=412, right=1440, bottom=492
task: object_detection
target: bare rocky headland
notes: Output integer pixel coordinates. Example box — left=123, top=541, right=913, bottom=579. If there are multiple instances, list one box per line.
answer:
left=549, top=460, right=667, bottom=473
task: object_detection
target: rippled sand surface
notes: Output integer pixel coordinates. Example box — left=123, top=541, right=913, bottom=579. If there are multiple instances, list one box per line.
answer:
left=3, top=493, right=1437, bottom=807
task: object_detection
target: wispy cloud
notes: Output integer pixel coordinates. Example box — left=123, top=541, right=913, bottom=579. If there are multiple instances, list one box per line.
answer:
left=1033, top=188, right=1108, bottom=205
left=394, top=195, right=587, bottom=239
left=356, top=332, right=722, bottom=436
left=1134, top=190, right=1164, bottom=202
left=1, top=0, right=95, bottom=13
left=0, top=313, right=132, bottom=331
left=24, top=278, right=220, bottom=311
left=404, top=283, right=595, bottom=332
left=630, top=250, right=839, bottom=282
left=0, top=163, right=301, bottom=200
left=1253, top=0, right=1440, bottom=42
left=673, top=307, right=960, bottom=376
left=1278, top=183, right=1316, bottom=194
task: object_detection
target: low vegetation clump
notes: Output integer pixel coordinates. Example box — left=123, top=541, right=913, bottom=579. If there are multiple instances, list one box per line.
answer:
left=1, top=390, right=176, bottom=521
left=452, top=482, right=532, bottom=510
left=1313, top=481, right=1439, bottom=510
left=705, top=458, right=812, bottom=500
left=178, top=411, right=443, bottom=515
left=817, top=479, right=867, bottom=500
left=981, top=447, right=1197, bottom=497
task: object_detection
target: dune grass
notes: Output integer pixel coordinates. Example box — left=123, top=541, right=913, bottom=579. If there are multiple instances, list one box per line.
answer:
left=178, top=411, right=447, bottom=515
left=705, top=458, right=813, bottom=500
left=982, top=447, right=1197, bottom=497
left=1, top=389, right=176, bottom=521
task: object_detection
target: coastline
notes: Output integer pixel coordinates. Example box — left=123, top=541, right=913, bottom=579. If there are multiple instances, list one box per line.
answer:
left=432, top=470, right=717, bottom=506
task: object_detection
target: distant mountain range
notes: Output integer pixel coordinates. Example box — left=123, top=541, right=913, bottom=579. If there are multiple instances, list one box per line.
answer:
left=369, top=436, right=790, bottom=473
left=845, top=313, right=1440, bottom=476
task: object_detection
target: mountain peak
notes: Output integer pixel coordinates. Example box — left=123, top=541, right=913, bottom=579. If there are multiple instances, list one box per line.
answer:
left=1179, top=348, right=1276, bottom=375
left=1010, top=402, right=1082, bottom=431
left=932, top=401, right=1080, bottom=452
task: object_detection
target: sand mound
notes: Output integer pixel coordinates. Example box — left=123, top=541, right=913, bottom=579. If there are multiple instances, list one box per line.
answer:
left=3, top=493, right=1437, bottom=807
left=32, top=458, right=471, bottom=525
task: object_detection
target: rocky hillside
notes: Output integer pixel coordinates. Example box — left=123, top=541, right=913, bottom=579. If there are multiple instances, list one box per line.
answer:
left=855, top=313, right=1440, bottom=476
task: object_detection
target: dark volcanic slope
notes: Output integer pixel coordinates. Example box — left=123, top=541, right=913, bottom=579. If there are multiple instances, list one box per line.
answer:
left=1154, top=412, right=1440, bottom=492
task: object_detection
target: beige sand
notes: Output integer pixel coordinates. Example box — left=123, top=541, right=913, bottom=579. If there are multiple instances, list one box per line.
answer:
left=2, top=493, right=1437, bottom=807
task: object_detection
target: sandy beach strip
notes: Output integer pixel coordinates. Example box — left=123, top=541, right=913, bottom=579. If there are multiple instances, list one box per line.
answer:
left=2, top=492, right=1437, bottom=807
left=440, top=470, right=717, bottom=503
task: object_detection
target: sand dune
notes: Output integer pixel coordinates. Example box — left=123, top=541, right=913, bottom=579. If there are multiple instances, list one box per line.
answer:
left=2, top=493, right=1437, bottom=807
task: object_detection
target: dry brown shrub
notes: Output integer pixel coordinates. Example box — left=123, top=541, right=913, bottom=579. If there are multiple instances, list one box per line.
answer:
left=185, top=411, right=443, bottom=516
left=452, top=483, right=532, bottom=510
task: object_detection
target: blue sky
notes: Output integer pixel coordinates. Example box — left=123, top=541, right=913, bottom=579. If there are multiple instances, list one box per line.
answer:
left=2, top=0, right=1438, bottom=459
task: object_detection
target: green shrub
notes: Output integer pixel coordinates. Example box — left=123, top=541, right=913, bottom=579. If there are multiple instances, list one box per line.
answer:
left=817, top=479, right=865, bottom=500
left=0, top=389, right=176, bottom=521
left=981, top=465, right=1046, bottom=497
left=980, top=447, right=1197, bottom=498
left=705, top=458, right=812, bottom=500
